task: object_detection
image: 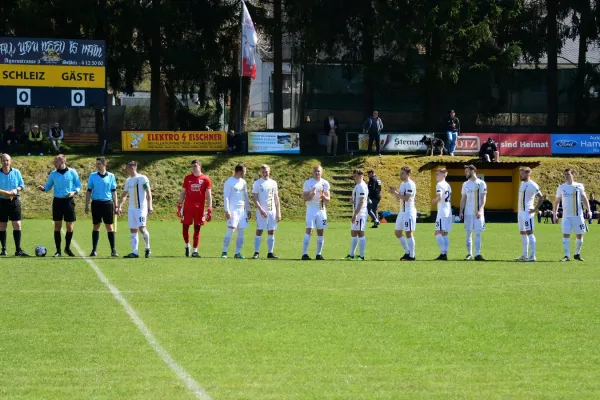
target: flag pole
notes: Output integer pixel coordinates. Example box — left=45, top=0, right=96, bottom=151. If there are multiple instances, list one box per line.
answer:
left=238, top=0, right=244, bottom=134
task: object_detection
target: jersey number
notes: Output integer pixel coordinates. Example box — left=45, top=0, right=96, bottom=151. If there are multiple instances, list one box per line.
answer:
left=139, top=216, right=146, bottom=224
left=445, top=192, right=451, bottom=202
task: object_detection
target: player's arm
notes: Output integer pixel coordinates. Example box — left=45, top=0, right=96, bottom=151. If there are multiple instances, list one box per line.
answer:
left=303, top=182, right=316, bottom=201
left=432, top=184, right=442, bottom=204
left=581, top=191, right=591, bottom=218
left=553, top=191, right=561, bottom=223
left=252, top=181, right=266, bottom=216
left=223, top=182, right=231, bottom=219
left=38, top=172, right=54, bottom=191
left=275, top=185, right=282, bottom=221
left=245, top=185, right=252, bottom=218
left=67, top=170, right=81, bottom=198
left=118, top=184, right=128, bottom=215
left=531, top=192, right=544, bottom=213
left=12, top=170, right=24, bottom=195
left=145, top=183, right=153, bottom=213
left=478, top=193, right=486, bottom=216
left=460, top=193, right=466, bottom=218
left=178, top=187, right=186, bottom=217
left=322, top=183, right=331, bottom=203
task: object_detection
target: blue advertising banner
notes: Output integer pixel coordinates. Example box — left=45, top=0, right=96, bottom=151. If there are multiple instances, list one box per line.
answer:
left=0, top=37, right=105, bottom=66
left=551, top=134, right=600, bottom=155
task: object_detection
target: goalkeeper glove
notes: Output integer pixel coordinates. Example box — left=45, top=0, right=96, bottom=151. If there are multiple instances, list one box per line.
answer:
left=206, top=207, right=213, bottom=222
left=177, top=203, right=183, bottom=218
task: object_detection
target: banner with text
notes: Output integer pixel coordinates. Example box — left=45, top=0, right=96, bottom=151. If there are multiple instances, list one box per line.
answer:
left=458, top=133, right=551, bottom=156
left=551, top=133, right=600, bottom=155
left=121, top=131, right=226, bottom=152
left=248, top=132, right=300, bottom=154
left=358, top=133, right=433, bottom=152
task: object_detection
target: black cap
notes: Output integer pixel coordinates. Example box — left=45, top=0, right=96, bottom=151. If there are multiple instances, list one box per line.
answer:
left=449, top=109, right=455, bottom=113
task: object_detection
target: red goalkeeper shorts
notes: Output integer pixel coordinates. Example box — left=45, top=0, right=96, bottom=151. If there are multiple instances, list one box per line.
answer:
left=181, top=205, right=206, bottom=226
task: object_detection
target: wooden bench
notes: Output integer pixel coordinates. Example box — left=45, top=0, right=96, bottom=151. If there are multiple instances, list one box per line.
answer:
left=62, top=133, right=99, bottom=145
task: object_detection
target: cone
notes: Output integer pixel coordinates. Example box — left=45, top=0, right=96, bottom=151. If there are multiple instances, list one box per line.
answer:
left=380, top=218, right=387, bottom=223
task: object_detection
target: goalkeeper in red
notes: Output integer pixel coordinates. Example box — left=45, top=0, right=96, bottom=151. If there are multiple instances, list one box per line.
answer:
left=178, top=160, right=213, bottom=257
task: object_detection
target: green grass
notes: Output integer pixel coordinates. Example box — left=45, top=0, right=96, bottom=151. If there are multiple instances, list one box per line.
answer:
left=1, top=219, right=600, bottom=398
left=10, top=154, right=600, bottom=221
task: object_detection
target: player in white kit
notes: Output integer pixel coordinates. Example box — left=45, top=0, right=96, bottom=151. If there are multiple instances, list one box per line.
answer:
left=432, top=168, right=452, bottom=260
left=515, top=167, right=543, bottom=262
left=251, top=165, right=281, bottom=259
left=554, top=168, right=591, bottom=261
left=117, top=161, right=153, bottom=258
left=389, top=166, right=417, bottom=261
left=344, top=169, right=369, bottom=261
left=222, top=164, right=251, bottom=259
left=460, top=164, right=487, bottom=261
left=301, top=165, right=331, bottom=260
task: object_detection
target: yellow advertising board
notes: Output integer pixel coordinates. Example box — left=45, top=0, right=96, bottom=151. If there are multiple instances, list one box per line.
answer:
left=0, top=64, right=105, bottom=88
left=122, top=131, right=227, bottom=152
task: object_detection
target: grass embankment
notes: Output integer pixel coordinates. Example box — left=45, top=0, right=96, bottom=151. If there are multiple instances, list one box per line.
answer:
left=11, top=154, right=600, bottom=220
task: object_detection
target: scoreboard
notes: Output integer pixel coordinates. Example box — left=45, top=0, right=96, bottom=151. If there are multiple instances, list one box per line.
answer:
left=0, top=37, right=106, bottom=108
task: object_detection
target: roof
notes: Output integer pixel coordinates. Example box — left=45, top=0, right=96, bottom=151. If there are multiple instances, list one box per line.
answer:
left=419, top=161, right=541, bottom=172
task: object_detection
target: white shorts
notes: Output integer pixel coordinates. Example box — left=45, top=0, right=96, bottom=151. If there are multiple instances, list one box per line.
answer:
left=518, top=211, right=535, bottom=232
left=227, top=208, right=249, bottom=229
left=562, top=216, right=588, bottom=235
left=435, top=216, right=453, bottom=232
left=351, top=215, right=368, bottom=232
left=128, top=208, right=148, bottom=229
left=395, top=212, right=416, bottom=232
left=256, top=211, right=277, bottom=231
left=464, top=214, right=486, bottom=231
left=306, top=209, right=328, bottom=230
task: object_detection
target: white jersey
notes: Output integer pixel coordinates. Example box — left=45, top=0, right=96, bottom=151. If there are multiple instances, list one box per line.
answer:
left=252, top=178, right=278, bottom=212
left=124, top=174, right=150, bottom=211
left=398, top=180, right=416, bottom=214
left=352, top=181, right=369, bottom=217
left=303, top=178, right=330, bottom=211
left=462, top=179, right=487, bottom=216
left=224, top=177, right=249, bottom=212
left=435, top=181, right=452, bottom=217
left=518, top=180, right=541, bottom=212
left=557, top=182, right=586, bottom=218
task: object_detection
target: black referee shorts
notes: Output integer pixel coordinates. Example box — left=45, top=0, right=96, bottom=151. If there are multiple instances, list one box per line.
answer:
left=52, top=197, right=76, bottom=222
left=91, top=200, right=114, bottom=225
left=0, top=197, right=22, bottom=222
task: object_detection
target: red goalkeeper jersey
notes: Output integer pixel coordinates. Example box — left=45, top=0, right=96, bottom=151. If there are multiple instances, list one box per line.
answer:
left=182, top=173, right=212, bottom=206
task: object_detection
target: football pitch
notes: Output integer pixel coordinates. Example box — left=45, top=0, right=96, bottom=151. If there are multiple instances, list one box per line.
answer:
left=1, top=219, right=600, bottom=399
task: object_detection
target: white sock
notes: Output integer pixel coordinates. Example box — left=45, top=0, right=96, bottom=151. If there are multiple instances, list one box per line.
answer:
left=130, top=233, right=139, bottom=254
left=267, top=235, right=275, bottom=253
left=475, top=232, right=482, bottom=256
left=521, top=235, right=528, bottom=257
left=350, top=237, right=358, bottom=257
left=407, top=236, right=415, bottom=258
left=222, top=229, right=234, bottom=253
left=435, top=234, right=445, bottom=254
left=316, top=236, right=324, bottom=255
left=302, top=233, right=311, bottom=255
left=563, top=237, right=571, bottom=257
left=193, top=247, right=198, bottom=253
left=466, top=231, right=472, bottom=255
left=575, top=238, right=583, bottom=255
left=254, top=235, right=262, bottom=253
left=399, top=236, right=409, bottom=253
left=142, top=230, right=150, bottom=249
left=443, top=235, right=449, bottom=253
left=185, top=242, right=190, bottom=248
left=359, top=236, right=366, bottom=257
left=235, top=229, right=245, bottom=254
left=528, top=234, right=536, bottom=258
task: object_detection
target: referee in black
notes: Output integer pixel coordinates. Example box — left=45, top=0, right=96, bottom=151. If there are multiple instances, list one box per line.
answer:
left=367, top=170, right=382, bottom=228
left=85, top=157, right=118, bottom=257
left=0, top=154, right=29, bottom=256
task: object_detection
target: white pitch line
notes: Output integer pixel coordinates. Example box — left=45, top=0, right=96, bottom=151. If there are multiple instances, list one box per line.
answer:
left=65, top=231, right=211, bottom=400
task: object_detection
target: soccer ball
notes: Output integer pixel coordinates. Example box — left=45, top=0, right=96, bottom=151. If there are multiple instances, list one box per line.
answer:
left=454, top=215, right=461, bottom=223
left=35, top=245, right=47, bottom=257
